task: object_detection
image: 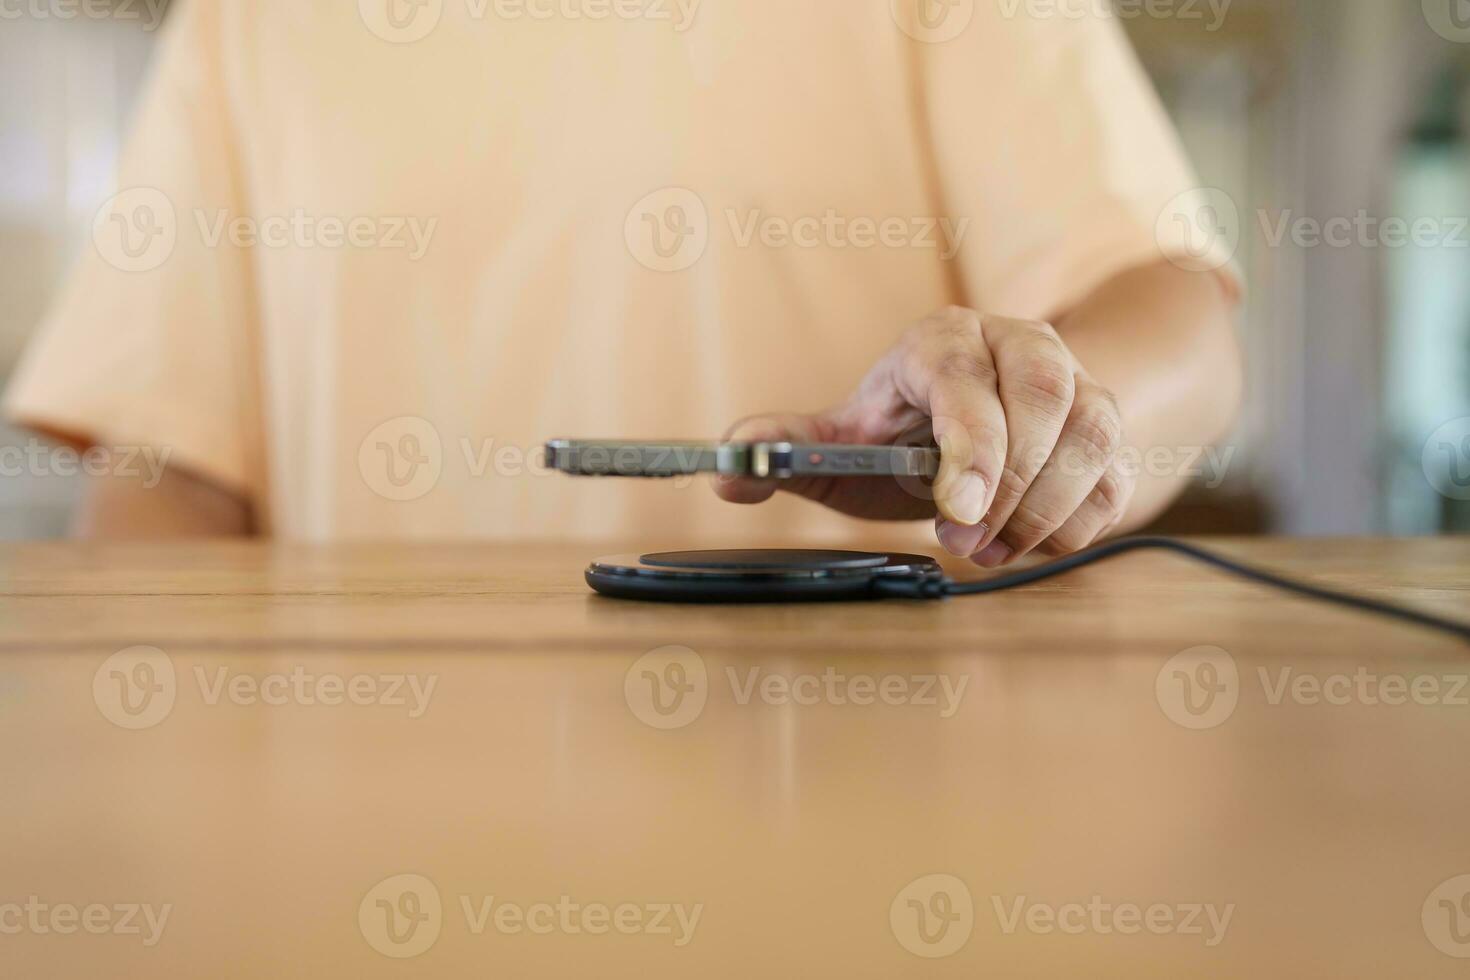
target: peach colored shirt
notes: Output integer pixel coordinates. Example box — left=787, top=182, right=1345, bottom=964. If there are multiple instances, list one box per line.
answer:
left=5, top=0, right=1230, bottom=542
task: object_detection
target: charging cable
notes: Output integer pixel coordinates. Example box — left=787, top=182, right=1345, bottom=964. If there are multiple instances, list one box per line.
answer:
left=872, top=536, right=1470, bottom=644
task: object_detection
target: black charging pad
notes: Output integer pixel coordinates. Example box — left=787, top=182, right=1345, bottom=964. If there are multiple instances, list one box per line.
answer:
left=586, top=549, right=945, bottom=603
left=573, top=539, right=1470, bottom=642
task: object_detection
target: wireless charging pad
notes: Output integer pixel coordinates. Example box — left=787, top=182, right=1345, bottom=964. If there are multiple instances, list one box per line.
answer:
left=572, top=539, right=1470, bottom=642
left=586, top=549, right=944, bottom=603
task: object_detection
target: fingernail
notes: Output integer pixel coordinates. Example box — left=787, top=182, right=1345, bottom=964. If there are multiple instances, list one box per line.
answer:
left=936, top=519, right=988, bottom=558
left=972, top=540, right=1014, bottom=568
left=944, top=472, right=988, bottom=526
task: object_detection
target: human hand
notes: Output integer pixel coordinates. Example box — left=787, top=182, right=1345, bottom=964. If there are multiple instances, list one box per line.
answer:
left=714, top=307, right=1134, bottom=567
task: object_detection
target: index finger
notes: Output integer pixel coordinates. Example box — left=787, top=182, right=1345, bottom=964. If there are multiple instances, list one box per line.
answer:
left=890, top=308, right=1008, bottom=527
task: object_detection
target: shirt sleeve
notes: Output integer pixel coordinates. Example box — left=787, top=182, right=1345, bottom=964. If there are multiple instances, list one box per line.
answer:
left=3, top=0, right=263, bottom=499
left=913, top=7, right=1241, bottom=320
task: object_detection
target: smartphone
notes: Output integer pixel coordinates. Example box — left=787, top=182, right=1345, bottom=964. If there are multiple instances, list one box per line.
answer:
left=545, top=440, right=940, bottom=479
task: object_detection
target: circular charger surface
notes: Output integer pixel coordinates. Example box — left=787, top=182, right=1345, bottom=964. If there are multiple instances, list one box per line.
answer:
left=587, top=549, right=942, bottom=604
left=640, top=549, right=892, bottom=571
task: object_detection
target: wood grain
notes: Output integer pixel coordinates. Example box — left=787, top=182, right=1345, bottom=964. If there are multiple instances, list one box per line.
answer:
left=0, top=537, right=1467, bottom=977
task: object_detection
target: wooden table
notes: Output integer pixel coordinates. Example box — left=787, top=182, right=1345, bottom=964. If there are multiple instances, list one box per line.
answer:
left=1, top=537, right=1467, bottom=978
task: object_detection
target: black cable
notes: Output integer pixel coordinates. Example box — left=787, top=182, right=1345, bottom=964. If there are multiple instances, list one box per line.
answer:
left=872, top=535, right=1470, bottom=644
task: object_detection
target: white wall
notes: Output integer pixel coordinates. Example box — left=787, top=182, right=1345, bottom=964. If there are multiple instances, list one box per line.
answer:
left=0, top=13, right=159, bottom=537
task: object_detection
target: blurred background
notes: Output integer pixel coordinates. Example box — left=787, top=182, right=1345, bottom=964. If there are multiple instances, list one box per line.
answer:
left=2, top=0, right=1468, bottom=539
